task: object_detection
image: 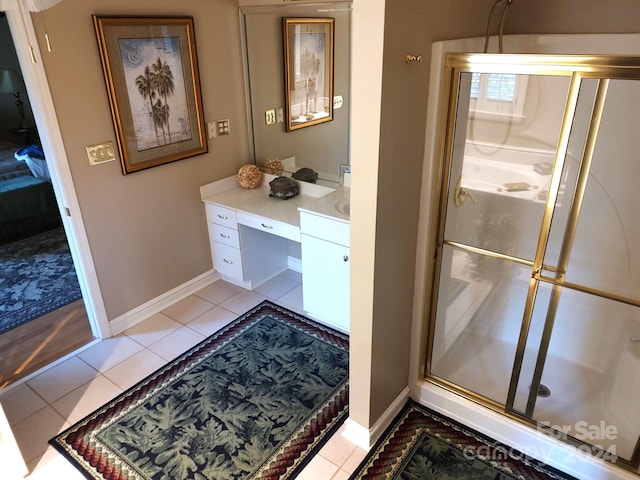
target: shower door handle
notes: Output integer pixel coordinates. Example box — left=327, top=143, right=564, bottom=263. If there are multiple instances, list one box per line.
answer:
left=454, top=177, right=477, bottom=207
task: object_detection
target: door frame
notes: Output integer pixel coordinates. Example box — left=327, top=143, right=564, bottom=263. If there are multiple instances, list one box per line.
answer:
left=3, top=0, right=110, bottom=339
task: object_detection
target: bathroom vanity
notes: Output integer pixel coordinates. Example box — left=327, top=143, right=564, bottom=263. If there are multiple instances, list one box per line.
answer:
left=200, top=174, right=350, bottom=332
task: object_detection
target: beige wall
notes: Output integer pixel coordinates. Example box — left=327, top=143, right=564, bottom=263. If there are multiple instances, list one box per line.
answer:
left=32, top=0, right=250, bottom=319
left=349, top=0, right=498, bottom=428
left=506, top=0, right=640, bottom=35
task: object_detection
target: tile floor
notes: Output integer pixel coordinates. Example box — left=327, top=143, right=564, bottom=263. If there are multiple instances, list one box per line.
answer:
left=0, top=270, right=367, bottom=479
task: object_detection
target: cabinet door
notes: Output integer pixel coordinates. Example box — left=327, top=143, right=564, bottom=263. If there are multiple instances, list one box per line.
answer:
left=301, top=234, right=350, bottom=332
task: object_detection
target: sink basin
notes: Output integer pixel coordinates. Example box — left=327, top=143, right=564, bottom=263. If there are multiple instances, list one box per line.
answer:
left=335, top=200, right=350, bottom=215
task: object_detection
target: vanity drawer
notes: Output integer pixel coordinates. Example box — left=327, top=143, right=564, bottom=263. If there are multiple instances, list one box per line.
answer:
left=206, top=203, right=238, bottom=229
left=237, top=211, right=300, bottom=242
left=209, top=223, right=240, bottom=249
left=211, top=243, right=243, bottom=280
left=300, top=212, right=350, bottom=246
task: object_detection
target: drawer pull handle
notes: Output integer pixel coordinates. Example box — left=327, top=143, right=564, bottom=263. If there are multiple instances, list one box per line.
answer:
left=217, top=214, right=228, bottom=220
left=261, top=223, right=274, bottom=230
left=219, top=233, right=231, bottom=239
left=223, top=259, right=233, bottom=264
left=343, top=255, right=349, bottom=262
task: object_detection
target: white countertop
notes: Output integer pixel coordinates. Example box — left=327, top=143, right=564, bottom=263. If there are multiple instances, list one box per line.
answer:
left=201, top=174, right=348, bottom=229
left=298, top=187, right=350, bottom=223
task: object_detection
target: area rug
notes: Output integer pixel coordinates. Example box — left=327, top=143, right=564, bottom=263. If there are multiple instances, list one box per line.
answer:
left=0, top=227, right=82, bottom=334
left=349, top=400, right=577, bottom=480
left=50, top=301, right=350, bottom=480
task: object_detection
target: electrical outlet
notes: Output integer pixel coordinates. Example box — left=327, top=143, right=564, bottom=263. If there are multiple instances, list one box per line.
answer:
left=333, top=95, right=343, bottom=109
left=276, top=107, right=284, bottom=123
left=265, top=109, right=276, bottom=125
left=217, top=118, right=230, bottom=135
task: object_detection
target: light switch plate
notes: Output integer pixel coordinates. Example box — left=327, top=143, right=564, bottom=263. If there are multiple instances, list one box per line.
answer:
left=207, top=121, right=217, bottom=139
left=86, top=141, right=116, bottom=165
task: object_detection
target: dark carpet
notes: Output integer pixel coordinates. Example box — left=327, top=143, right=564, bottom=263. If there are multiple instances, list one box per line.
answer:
left=0, top=227, right=81, bottom=334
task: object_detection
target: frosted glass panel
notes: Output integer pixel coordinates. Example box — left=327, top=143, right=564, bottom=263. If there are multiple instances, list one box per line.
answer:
left=430, top=245, right=530, bottom=404
left=444, top=73, right=571, bottom=262
left=545, top=79, right=640, bottom=302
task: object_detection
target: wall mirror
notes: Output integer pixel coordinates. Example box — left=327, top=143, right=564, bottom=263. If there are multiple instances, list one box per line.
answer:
left=240, top=2, right=351, bottom=185
left=428, top=53, right=640, bottom=473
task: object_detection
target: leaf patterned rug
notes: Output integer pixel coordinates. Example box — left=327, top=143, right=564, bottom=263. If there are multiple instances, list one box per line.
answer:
left=50, top=301, right=349, bottom=480
left=350, top=401, right=577, bottom=480
left=0, top=227, right=81, bottom=334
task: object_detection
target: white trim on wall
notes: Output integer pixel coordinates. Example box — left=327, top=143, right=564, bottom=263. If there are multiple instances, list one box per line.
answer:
left=3, top=0, right=111, bottom=338
left=109, top=270, right=219, bottom=335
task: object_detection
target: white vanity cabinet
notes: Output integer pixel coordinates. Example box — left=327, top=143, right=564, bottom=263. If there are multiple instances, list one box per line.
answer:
left=205, top=203, right=243, bottom=283
left=201, top=174, right=335, bottom=290
left=299, top=211, right=350, bottom=332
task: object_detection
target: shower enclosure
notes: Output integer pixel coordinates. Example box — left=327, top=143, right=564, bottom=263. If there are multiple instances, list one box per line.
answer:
left=426, top=53, right=640, bottom=473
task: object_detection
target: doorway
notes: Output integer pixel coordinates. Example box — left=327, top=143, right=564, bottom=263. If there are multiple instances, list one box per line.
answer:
left=0, top=2, right=110, bottom=389
left=425, top=55, right=640, bottom=473
left=0, top=11, right=94, bottom=388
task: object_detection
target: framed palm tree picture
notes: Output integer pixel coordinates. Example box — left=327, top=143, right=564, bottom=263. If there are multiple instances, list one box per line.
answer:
left=283, top=17, right=334, bottom=132
left=93, top=16, right=207, bottom=174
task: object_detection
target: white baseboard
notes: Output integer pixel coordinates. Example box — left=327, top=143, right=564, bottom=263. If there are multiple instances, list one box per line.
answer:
left=109, top=270, right=220, bottom=335
left=342, top=386, right=410, bottom=450
left=288, top=256, right=302, bottom=272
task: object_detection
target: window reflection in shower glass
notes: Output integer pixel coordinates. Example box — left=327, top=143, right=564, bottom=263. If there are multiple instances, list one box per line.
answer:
left=512, top=282, right=640, bottom=461
left=445, top=73, right=572, bottom=262
left=430, top=245, right=531, bottom=405
left=544, top=79, right=640, bottom=302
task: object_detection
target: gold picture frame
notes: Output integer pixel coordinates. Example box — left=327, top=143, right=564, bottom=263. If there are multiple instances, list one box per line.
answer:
left=93, top=16, right=207, bottom=174
left=283, top=17, right=334, bottom=132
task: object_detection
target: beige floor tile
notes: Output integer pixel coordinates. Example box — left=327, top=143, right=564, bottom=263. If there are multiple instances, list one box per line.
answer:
left=330, top=469, right=352, bottom=480
left=319, top=426, right=358, bottom=467
left=26, top=356, right=98, bottom=404
left=194, top=280, right=243, bottom=305
left=220, top=290, right=268, bottom=315
left=187, top=306, right=238, bottom=337
left=50, top=375, right=122, bottom=425
left=255, top=275, right=298, bottom=299
left=102, top=349, right=167, bottom=391
left=161, top=294, right=215, bottom=323
left=76, top=334, right=144, bottom=373
left=341, top=446, right=368, bottom=473
left=147, top=325, right=206, bottom=361
left=0, top=383, right=47, bottom=425
left=28, top=446, right=86, bottom=479
left=297, top=454, right=340, bottom=480
left=12, top=405, right=68, bottom=463
left=123, top=312, right=182, bottom=347
left=277, top=285, right=305, bottom=314
left=279, top=268, right=303, bottom=283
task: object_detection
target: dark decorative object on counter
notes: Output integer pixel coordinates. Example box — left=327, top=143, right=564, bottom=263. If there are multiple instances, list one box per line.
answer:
left=269, top=176, right=299, bottom=200
left=292, top=167, right=318, bottom=183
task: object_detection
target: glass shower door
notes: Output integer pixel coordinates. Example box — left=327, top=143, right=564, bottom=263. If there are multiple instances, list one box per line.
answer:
left=428, top=71, right=571, bottom=405
left=427, top=55, right=640, bottom=471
